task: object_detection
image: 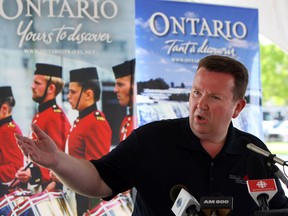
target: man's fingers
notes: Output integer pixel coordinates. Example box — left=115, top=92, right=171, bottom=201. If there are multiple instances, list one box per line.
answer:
left=15, top=133, right=33, bottom=145
left=31, top=123, right=48, bottom=140
left=14, top=134, right=36, bottom=158
left=14, top=133, right=26, bottom=143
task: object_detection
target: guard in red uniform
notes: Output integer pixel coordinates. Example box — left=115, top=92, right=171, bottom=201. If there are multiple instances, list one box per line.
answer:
left=67, top=67, right=112, bottom=215
left=111, top=59, right=136, bottom=211
left=16, top=63, right=71, bottom=191
left=0, top=86, right=24, bottom=196
left=112, top=58, right=136, bottom=141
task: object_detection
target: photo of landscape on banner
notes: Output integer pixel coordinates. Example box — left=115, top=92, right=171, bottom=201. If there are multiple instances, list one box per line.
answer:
left=135, top=0, right=262, bottom=138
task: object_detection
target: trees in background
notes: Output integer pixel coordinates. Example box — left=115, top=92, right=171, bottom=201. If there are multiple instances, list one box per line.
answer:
left=260, top=44, right=288, bottom=105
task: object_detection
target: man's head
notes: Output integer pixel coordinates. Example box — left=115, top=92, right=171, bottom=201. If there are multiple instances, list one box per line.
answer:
left=0, top=86, right=15, bottom=119
left=189, top=55, right=248, bottom=143
left=32, top=63, right=64, bottom=104
left=68, top=67, right=100, bottom=111
left=112, top=59, right=135, bottom=107
left=196, top=55, right=248, bottom=101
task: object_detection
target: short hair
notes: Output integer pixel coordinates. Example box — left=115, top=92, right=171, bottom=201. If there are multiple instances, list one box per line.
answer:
left=0, top=96, right=15, bottom=112
left=197, top=55, right=249, bottom=101
left=78, top=79, right=101, bottom=102
left=44, top=75, right=65, bottom=96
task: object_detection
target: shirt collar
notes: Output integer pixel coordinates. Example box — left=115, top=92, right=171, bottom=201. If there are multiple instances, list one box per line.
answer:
left=223, top=122, right=246, bottom=155
left=38, top=99, right=57, bottom=113
left=182, top=121, right=244, bottom=155
left=0, top=116, right=13, bottom=127
left=78, top=103, right=97, bottom=119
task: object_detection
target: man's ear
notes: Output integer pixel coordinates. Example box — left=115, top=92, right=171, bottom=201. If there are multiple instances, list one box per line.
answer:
left=0, top=103, right=8, bottom=115
left=48, top=83, right=56, bottom=94
left=232, top=98, right=246, bottom=118
left=84, top=89, right=93, bottom=100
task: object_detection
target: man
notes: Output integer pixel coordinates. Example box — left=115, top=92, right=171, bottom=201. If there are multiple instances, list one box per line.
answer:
left=15, top=55, right=288, bottom=216
left=111, top=59, right=136, bottom=211
left=112, top=58, right=136, bottom=141
left=16, top=63, right=71, bottom=191
left=0, top=86, right=23, bottom=196
left=66, top=67, right=112, bottom=215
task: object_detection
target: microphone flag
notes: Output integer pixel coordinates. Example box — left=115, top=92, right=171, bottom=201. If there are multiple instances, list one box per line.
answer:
left=171, top=188, right=200, bottom=216
left=200, top=196, right=233, bottom=216
left=247, top=178, right=278, bottom=205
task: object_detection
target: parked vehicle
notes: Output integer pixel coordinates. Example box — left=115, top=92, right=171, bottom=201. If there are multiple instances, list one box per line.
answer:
left=266, top=120, right=288, bottom=142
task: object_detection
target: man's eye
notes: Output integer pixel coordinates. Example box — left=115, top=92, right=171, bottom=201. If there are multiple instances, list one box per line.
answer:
left=212, top=95, right=220, bottom=100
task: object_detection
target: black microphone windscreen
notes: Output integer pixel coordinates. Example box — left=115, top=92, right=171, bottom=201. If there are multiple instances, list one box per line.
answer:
left=247, top=152, right=268, bottom=180
left=170, top=184, right=188, bottom=202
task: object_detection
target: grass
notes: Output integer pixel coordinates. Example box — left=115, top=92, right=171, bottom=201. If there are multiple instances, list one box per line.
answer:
left=266, top=142, right=288, bottom=155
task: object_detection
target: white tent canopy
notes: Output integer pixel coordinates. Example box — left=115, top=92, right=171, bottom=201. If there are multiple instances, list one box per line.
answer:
left=180, top=0, right=288, bottom=53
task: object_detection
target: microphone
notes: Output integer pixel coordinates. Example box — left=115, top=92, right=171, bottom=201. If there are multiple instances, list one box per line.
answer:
left=199, top=196, right=233, bottom=216
left=246, top=143, right=287, bottom=166
left=242, top=138, right=288, bottom=189
left=170, top=185, right=201, bottom=216
left=247, top=179, right=278, bottom=211
left=246, top=152, right=278, bottom=211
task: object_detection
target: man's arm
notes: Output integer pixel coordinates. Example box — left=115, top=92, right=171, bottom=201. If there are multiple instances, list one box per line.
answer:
left=15, top=123, right=112, bottom=198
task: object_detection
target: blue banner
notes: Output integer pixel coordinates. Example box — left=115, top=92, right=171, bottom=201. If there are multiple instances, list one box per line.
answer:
left=135, top=0, right=262, bottom=137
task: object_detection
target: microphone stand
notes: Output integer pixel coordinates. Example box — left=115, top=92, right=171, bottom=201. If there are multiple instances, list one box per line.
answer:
left=266, top=160, right=288, bottom=189
left=186, top=206, right=201, bottom=216
left=210, top=210, right=218, bottom=216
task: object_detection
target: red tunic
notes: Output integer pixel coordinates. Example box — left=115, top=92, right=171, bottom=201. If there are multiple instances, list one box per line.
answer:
left=119, top=115, right=135, bottom=141
left=31, top=99, right=71, bottom=183
left=67, top=105, right=112, bottom=160
left=0, top=116, right=23, bottom=183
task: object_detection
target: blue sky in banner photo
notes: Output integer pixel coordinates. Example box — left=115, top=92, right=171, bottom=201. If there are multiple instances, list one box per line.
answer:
left=135, top=1, right=259, bottom=91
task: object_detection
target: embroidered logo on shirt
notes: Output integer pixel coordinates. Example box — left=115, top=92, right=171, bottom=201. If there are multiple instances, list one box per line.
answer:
left=229, top=174, right=247, bottom=184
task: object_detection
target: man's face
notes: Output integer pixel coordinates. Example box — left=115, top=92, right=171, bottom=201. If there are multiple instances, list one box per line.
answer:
left=31, top=75, right=47, bottom=103
left=114, top=75, right=132, bottom=107
left=0, top=104, right=6, bottom=119
left=67, top=82, right=84, bottom=111
left=189, top=67, right=245, bottom=142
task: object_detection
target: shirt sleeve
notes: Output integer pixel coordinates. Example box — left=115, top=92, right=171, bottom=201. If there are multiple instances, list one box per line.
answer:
left=91, top=130, right=141, bottom=197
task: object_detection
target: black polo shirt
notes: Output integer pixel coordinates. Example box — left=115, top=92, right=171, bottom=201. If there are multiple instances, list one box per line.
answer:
left=91, top=117, right=288, bottom=216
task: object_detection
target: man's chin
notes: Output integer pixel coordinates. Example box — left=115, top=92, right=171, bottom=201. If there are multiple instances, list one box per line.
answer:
left=191, top=124, right=209, bottom=135
left=32, top=97, right=39, bottom=103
